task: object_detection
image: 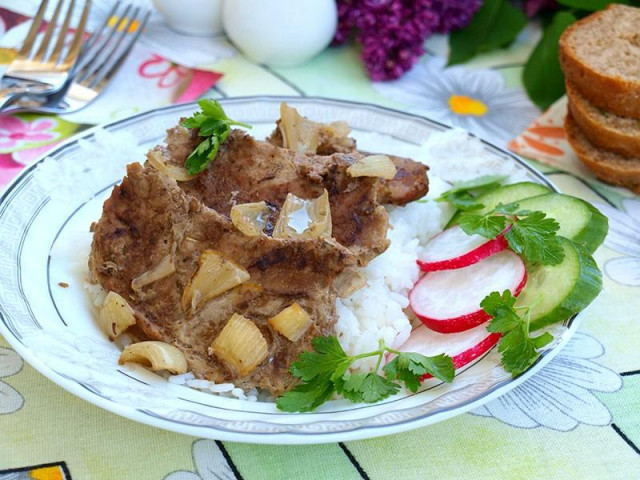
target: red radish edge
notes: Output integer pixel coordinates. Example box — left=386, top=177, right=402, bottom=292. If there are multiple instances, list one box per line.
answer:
left=418, top=225, right=511, bottom=272
left=422, top=332, right=501, bottom=379
left=416, top=271, right=527, bottom=333
left=418, top=234, right=508, bottom=272
left=410, top=250, right=527, bottom=334
left=388, top=322, right=502, bottom=380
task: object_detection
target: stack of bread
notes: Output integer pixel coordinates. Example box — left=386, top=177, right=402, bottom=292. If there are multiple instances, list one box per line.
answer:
left=559, top=4, right=640, bottom=193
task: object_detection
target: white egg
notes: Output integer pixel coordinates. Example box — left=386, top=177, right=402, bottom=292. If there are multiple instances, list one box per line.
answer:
left=222, top=0, right=337, bottom=67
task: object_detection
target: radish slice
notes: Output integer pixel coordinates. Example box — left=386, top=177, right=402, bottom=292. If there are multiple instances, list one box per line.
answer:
left=392, top=323, right=501, bottom=378
left=409, top=250, right=526, bottom=333
left=418, top=225, right=508, bottom=272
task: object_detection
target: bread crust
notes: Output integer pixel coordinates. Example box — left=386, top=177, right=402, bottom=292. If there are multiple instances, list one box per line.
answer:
left=567, top=82, right=640, bottom=158
left=559, top=5, right=640, bottom=118
left=565, top=113, right=640, bottom=193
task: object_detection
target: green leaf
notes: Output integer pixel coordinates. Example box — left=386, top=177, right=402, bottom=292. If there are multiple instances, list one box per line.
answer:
left=482, top=290, right=521, bottom=333
left=498, top=324, right=540, bottom=375
left=383, top=352, right=455, bottom=391
left=439, top=175, right=508, bottom=197
left=556, top=0, right=629, bottom=10
left=448, top=0, right=527, bottom=65
left=457, top=211, right=507, bottom=239
left=531, top=332, right=554, bottom=349
left=505, top=211, right=565, bottom=265
left=276, top=374, right=335, bottom=412
left=198, top=98, right=228, bottom=119
left=523, top=11, right=576, bottom=110
left=337, top=373, right=400, bottom=403
left=289, top=336, right=350, bottom=382
left=445, top=192, right=485, bottom=212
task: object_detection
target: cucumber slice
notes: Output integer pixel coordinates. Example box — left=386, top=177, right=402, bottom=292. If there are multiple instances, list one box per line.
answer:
left=515, top=237, right=602, bottom=331
left=447, top=182, right=551, bottom=227
left=515, top=193, right=608, bottom=254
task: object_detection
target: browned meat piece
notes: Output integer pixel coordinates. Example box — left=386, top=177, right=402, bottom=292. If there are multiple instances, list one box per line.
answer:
left=177, top=128, right=390, bottom=264
left=267, top=122, right=429, bottom=205
left=378, top=155, right=429, bottom=206
left=90, top=163, right=355, bottom=394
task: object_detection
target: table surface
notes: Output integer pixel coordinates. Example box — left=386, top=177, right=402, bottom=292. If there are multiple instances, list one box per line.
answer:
left=1, top=3, right=639, bottom=480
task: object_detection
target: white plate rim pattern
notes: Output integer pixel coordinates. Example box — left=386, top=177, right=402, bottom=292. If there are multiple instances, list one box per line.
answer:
left=0, top=96, right=578, bottom=444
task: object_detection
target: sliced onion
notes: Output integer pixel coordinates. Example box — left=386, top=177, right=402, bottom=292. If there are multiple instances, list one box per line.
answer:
left=347, top=154, right=397, bottom=180
left=100, top=291, right=136, bottom=340
left=279, top=102, right=320, bottom=154
left=211, top=313, right=268, bottom=377
left=269, top=303, right=312, bottom=342
left=131, top=254, right=176, bottom=293
left=181, top=250, right=250, bottom=313
left=118, top=341, right=188, bottom=374
left=147, top=149, right=195, bottom=181
left=272, top=190, right=332, bottom=239
left=230, top=201, right=269, bottom=237
left=333, top=267, right=367, bottom=298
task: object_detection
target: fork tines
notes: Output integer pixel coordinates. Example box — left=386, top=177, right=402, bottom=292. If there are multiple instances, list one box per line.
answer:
left=73, top=2, right=151, bottom=90
left=18, top=0, right=91, bottom=69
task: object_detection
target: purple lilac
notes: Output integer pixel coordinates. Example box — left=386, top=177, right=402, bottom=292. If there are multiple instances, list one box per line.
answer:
left=333, top=0, right=481, bottom=80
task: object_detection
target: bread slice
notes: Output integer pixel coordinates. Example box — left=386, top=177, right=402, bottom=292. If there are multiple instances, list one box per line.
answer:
left=565, top=113, right=640, bottom=193
left=559, top=4, right=640, bottom=118
left=567, top=81, right=640, bottom=157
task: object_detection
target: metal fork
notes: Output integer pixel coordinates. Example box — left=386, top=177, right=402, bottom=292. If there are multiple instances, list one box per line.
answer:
left=3, top=4, right=150, bottom=115
left=0, top=0, right=91, bottom=109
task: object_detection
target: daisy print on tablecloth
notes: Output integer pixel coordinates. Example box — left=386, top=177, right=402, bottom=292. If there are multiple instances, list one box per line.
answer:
left=471, top=333, right=621, bottom=431
left=591, top=199, right=640, bottom=286
left=374, top=56, right=540, bottom=146
left=0, top=347, right=24, bottom=415
left=165, top=439, right=236, bottom=480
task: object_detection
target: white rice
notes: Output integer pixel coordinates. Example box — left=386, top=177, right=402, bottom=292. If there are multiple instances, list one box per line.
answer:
left=336, top=129, right=529, bottom=372
left=79, top=128, right=528, bottom=397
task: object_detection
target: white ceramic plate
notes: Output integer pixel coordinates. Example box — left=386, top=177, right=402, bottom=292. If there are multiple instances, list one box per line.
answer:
left=0, top=97, right=577, bottom=444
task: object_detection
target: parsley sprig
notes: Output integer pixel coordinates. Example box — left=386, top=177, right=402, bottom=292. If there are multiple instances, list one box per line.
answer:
left=436, top=175, right=507, bottom=211
left=457, top=203, right=565, bottom=266
left=181, top=99, right=251, bottom=175
left=481, top=290, right=554, bottom=376
left=276, top=336, right=455, bottom=412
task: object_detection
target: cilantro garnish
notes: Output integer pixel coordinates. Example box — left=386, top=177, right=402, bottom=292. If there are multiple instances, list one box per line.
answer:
left=457, top=202, right=565, bottom=266
left=276, top=336, right=454, bottom=412
left=481, top=290, right=554, bottom=376
left=181, top=99, right=251, bottom=175
left=436, top=175, right=507, bottom=211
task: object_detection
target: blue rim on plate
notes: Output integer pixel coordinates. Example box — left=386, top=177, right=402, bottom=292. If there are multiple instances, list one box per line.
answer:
left=0, top=97, right=576, bottom=444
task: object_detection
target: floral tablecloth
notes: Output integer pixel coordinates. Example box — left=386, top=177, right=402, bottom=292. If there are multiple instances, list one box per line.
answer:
left=1, top=3, right=639, bottom=480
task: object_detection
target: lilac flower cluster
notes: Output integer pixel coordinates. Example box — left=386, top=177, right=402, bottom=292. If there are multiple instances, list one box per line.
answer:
left=334, top=0, right=481, bottom=81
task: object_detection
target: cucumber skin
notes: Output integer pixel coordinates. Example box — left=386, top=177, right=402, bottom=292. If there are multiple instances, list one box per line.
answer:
left=573, top=203, right=608, bottom=255
left=528, top=240, right=603, bottom=331
left=446, top=182, right=551, bottom=228
left=516, top=194, right=609, bottom=255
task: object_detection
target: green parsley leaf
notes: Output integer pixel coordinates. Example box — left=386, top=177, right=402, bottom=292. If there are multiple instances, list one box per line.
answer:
left=481, top=290, right=555, bottom=376
left=181, top=99, right=251, bottom=175
left=276, top=374, right=335, bottom=413
left=276, top=335, right=455, bottom=412
left=336, top=372, right=400, bottom=403
left=505, top=211, right=564, bottom=265
left=437, top=174, right=507, bottom=211
left=457, top=211, right=508, bottom=238
left=289, top=336, right=350, bottom=382
left=383, top=352, right=455, bottom=391
left=439, top=175, right=508, bottom=197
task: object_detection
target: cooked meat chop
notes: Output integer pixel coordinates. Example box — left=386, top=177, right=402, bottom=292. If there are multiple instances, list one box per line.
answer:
left=90, top=163, right=355, bottom=394
left=173, top=128, right=391, bottom=264
left=266, top=124, right=429, bottom=206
